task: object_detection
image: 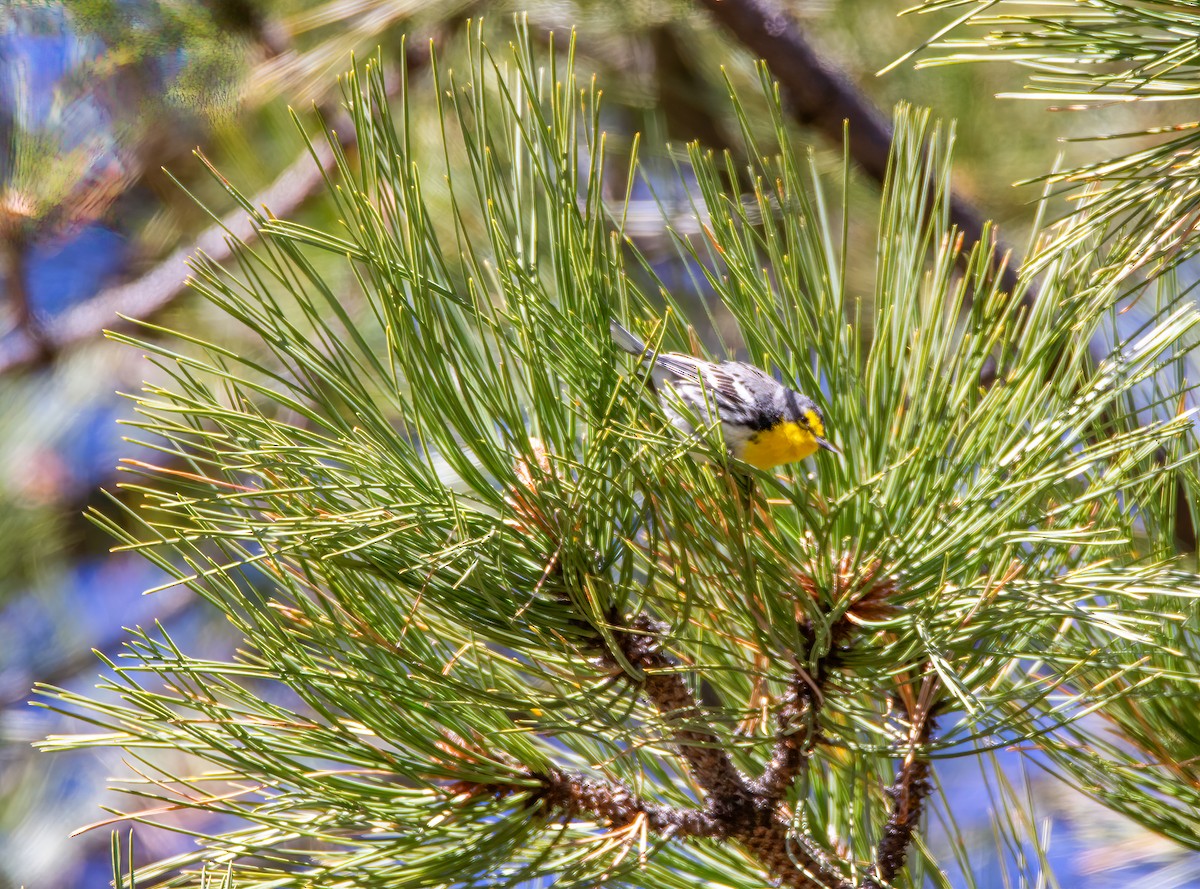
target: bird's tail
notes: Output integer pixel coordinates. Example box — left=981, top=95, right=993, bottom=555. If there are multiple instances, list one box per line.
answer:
left=610, top=319, right=648, bottom=356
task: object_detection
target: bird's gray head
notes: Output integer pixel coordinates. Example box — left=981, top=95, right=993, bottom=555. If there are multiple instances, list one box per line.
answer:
left=782, top=389, right=826, bottom=437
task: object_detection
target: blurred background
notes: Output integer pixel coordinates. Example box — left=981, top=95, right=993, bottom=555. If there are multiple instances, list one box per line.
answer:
left=2, top=1, right=1198, bottom=886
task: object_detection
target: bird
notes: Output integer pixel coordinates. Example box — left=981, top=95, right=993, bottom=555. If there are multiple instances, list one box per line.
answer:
left=611, top=319, right=839, bottom=470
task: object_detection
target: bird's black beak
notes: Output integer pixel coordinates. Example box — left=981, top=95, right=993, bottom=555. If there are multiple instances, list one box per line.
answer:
left=817, top=437, right=842, bottom=456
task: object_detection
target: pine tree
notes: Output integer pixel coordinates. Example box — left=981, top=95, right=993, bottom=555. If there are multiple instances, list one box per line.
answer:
left=41, top=20, right=1200, bottom=889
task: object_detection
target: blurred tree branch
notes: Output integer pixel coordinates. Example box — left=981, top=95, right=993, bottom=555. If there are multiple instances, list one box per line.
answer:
left=651, top=23, right=739, bottom=160
left=0, top=141, right=339, bottom=375
left=0, top=31, right=433, bottom=376
left=1, top=584, right=198, bottom=709
left=0, top=228, right=49, bottom=363
left=696, top=0, right=1023, bottom=300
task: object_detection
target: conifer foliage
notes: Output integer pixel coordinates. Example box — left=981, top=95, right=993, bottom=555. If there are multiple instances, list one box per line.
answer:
left=41, top=23, right=1200, bottom=889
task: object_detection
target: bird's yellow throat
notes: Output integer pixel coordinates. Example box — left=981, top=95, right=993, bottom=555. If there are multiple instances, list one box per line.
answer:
left=740, top=421, right=819, bottom=470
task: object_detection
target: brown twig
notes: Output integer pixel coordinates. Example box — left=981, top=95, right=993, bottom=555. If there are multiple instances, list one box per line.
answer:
left=757, top=553, right=903, bottom=802
left=863, top=676, right=940, bottom=889
left=538, top=769, right=718, bottom=839
left=694, top=0, right=1023, bottom=301
left=757, top=670, right=823, bottom=802
left=606, top=612, right=749, bottom=800
left=600, top=611, right=852, bottom=889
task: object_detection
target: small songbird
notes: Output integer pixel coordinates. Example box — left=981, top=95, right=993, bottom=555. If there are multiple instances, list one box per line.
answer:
left=611, top=319, right=840, bottom=470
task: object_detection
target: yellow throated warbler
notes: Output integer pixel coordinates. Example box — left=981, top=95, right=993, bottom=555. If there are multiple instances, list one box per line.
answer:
left=611, top=319, right=839, bottom=470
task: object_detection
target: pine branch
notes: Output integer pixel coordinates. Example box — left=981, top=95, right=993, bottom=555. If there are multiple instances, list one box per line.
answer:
left=45, top=29, right=1200, bottom=889
left=537, top=769, right=718, bottom=839
left=757, top=670, right=823, bottom=802
left=606, top=612, right=749, bottom=801
left=601, top=611, right=852, bottom=889
left=513, top=446, right=849, bottom=887
left=903, top=1, right=1200, bottom=288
